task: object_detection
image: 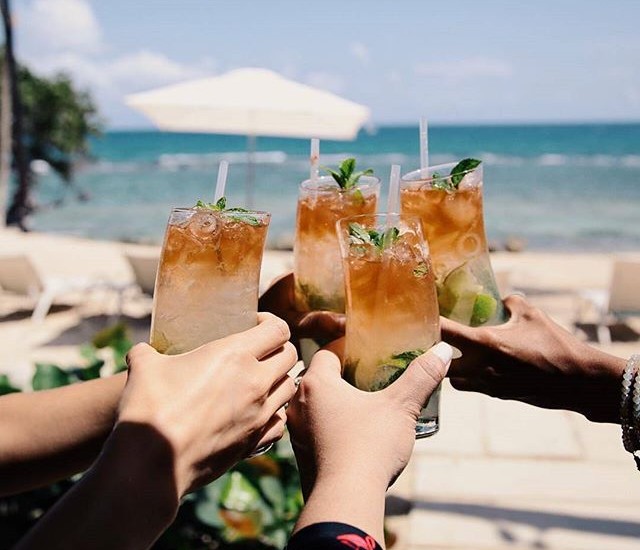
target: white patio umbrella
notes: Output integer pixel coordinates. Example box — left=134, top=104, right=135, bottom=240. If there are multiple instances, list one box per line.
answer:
left=125, top=68, right=371, bottom=205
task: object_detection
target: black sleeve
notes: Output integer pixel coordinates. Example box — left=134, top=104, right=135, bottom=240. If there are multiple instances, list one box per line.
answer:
left=286, top=522, right=382, bottom=549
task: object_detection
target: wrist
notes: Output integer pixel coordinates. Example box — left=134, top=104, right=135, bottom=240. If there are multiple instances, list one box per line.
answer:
left=315, top=462, right=389, bottom=494
left=569, top=345, right=626, bottom=423
left=100, top=422, right=180, bottom=525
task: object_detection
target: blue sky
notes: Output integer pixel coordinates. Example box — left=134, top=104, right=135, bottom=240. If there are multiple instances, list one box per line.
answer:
left=14, top=0, right=640, bottom=128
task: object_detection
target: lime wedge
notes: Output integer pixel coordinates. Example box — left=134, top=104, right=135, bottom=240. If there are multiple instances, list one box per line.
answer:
left=443, top=266, right=476, bottom=294
left=439, top=265, right=482, bottom=323
left=470, top=293, right=498, bottom=326
left=448, top=289, right=477, bottom=324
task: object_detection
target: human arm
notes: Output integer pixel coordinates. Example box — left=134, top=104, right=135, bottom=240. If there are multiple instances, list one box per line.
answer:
left=0, top=372, right=126, bottom=496
left=16, top=313, right=298, bottom=550
left=286, top=342, right=452, bottom=547
left=442, top=294, right=626, bottom=423
left=259, top=272, right=345, bottom=346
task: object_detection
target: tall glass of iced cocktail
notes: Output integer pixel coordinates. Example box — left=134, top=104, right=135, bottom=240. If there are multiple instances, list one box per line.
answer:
left=401, top=160, right=506, bottom=326
left=337, top=213, right=441, bottom=437
left=150, top=200, right=270, bottom=354
left=294, top=159, right=380, bottom=314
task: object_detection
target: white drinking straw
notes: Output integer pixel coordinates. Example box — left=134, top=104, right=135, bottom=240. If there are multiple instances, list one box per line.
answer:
left=310, top=138, right=320, bottom=183
left=419, top=116, right=429, bottom=178
left=214, top=160, right=229, bottom=202
left=387, top=164, right=401, bottom=214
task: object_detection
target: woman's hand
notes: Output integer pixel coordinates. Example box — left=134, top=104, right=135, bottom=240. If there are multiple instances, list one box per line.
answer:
left=118, top=312, right=299, bottom=496
left=442, top=294, right=626, bottom=423
left=259, top=273, right=345, bottom=345
left=16, top=313, right=299, bottom=550
left=287, top=342, right=452, bottom=544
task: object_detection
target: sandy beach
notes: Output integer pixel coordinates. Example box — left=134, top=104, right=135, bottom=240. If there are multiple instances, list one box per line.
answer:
left=1, top=227, right=640, bottom=548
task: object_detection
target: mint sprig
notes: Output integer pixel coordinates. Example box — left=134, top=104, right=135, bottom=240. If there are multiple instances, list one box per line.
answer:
left=450, top=158, right=481, bottom=187
left=194, top=197, right=260, bottom=226
left=323, top=158, right=374, bottom=190
left=430, top=158, right=481, bottom=192
left=391, top=349, right=425, bottom=366
left=348, top=222, right=400, bottom=252
left=196, top=197, right=226, bottom=211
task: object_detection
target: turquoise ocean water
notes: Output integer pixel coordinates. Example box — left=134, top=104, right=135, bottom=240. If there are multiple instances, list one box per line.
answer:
left=30, top=123, right=640, bottom=251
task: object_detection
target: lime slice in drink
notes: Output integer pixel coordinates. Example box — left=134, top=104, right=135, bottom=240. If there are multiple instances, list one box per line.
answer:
left=470, top=293, right=498, bottom=326
left=439, top=266, right=482, bottom=324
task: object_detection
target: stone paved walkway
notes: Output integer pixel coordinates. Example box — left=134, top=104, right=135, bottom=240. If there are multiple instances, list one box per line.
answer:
left=387, top=334, right=640, bottom=550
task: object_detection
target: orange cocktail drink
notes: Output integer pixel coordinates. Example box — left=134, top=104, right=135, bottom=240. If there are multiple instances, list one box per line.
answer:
left=294, top=173, right=380, bottom=313
left=150, top=205, right=270, bottom=354
left=401, top=161, right=506, bottom=326
left=337, top=214, right=441, bottom=437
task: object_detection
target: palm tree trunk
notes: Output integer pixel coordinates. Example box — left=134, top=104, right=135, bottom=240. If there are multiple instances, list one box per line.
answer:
left=0, top=44, right=11, bottom=229
left=1, top=0, right=32, bottom=230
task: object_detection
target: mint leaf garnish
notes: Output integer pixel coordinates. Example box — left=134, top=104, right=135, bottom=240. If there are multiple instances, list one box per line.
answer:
left=194, top=197, right=226, bottom=211
left=348, top=223, right=400, bottom=252
left=430, top=171, right=454, bottom=192
left=429, top=158, right=481, bottom=192
left=380, top=227, right=400, bottom=249
left=322, top=158, right=374, bottom=190
left=348, top=222, right=373, bottom=245
left=225, top=210, right=260, bottom=226
left=194, top=197, right=260, bottom=225
left=450, top=158, right=481, bottom=187
left=391, top=349, right=425, bottom=367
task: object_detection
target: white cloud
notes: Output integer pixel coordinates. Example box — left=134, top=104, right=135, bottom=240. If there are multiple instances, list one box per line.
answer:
left=305, top=72, right=345, bottom=94
left=106, top=51, right=210, bottom=92
left=18, top=0, right=103, bottom=55
left=14, top=0, right=218, bottom=126
left=349, top=41, right=370, bottom=65
left=414, top=57, right=512, bottom=80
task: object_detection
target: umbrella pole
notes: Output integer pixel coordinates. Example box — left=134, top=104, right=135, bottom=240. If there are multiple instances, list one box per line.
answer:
left=246, top=134, right=256, bottom=208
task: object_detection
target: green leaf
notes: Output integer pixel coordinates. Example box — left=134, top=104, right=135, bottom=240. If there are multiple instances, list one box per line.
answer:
left=0, top=374, right=21, bottom=395
left=351, top=188, right=365, bottom=206
left=32, top=363, right=71, bottom=390
left=348, top=222, right=372, bottom=245
left=391, top=349, right=426, bottom=368
left=348, top=223, right=400, bottom=252
left=75, top=359, right=104, bottom=381
left=220, top=471, right=262, bottom=512
left=215, top=196, right=226, bottom=210
left=450, top=158, right=481, bottom=187
left=322, top=158, right=374, bottom=190
left=340, top=158, right=356, bottom=180
left=258, top=476, right=285, bottom=517
left=224, top=211, right=260, bottom=226
left=431, top=171, right=455, bottom=192
left=91, top=322, right=128, bottom=349
left=381, top=227, right=400, bottom=249
left=194, top=480, right=225, bottom=528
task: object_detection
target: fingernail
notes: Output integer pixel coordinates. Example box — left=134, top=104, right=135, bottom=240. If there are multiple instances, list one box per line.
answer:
left=450, top=345, right=463, bottom=359
left=430, top=341, right=453, bottom=367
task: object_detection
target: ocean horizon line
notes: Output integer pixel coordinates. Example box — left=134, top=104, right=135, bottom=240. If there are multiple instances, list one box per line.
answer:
left=104, top=119, right=640, bottom=134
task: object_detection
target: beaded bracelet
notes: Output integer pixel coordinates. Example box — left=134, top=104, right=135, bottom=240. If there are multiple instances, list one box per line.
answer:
left=621, top=354, right=640, bottom=470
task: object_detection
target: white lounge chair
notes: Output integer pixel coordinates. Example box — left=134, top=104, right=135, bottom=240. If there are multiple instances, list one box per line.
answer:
left=0, top=255, right=101, bottom=322
left=575, top=259, right=640, bottom=345
left=124, top=252, right=158, bottom=297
